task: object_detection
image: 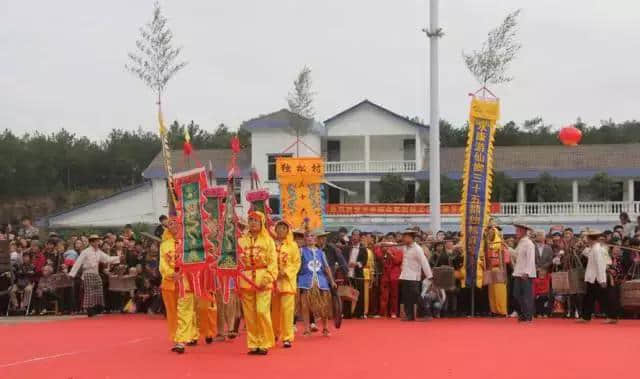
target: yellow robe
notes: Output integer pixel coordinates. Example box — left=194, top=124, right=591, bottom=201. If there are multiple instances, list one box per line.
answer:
left=238, top=212, right=278, bottom=350
left=159, top=229, right=198, bottom=343
left=159, top=230, right=178, bottom=342
left=197, top=295, right=218, bottom=339
left=363, top=248, right=375, bottom=316
left=272, top=238, right=300, bottom=342
left=485, top=227, right=507, bottom=316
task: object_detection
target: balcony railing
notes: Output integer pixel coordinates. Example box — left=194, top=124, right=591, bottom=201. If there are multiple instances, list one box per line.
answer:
left=325, top=161, right=365, bottom=174
left=324, top=160, right=417, bottom=174
left=498, top=201, right=640, bottom=216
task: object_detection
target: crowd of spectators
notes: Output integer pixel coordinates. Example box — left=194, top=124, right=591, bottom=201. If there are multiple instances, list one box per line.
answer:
left=1, top=211, right=639, bottom=321
left=0, top=217, right=163, bottom=316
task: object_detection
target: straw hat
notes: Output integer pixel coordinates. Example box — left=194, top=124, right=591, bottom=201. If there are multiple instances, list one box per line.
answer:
left=583, top=228, right=603, bottom=237
left=88, top=234, right=101, bottom=241
left=513, top=223, right=533, bottom=231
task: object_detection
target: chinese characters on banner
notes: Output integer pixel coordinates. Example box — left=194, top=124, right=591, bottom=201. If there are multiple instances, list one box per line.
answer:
left=460, top=97, right=500, bottom=288
left=172, top=167, right=214, bottom=298
left=276, top=157, right=325, bottom=231
left=326, top=203, right=501, bottom=215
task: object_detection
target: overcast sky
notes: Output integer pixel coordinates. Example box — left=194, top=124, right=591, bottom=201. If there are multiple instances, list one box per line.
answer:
left=1, top=0, right=639, bottom=139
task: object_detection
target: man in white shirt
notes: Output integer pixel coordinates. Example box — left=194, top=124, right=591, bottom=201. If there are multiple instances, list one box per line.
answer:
left=579, top=229, right=616, bottom=324
left=69, top=234, right=121, bottom=316
left=399, top=229, right=432, bottom=321
left=512, top=224, right=536, bottom=322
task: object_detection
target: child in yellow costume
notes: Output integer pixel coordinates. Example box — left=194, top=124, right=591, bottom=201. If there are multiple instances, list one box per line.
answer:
left=484, top=225, right=508, bottom=316
left=271, top=220, right=301, bottom=348
left=238, top=211, right=278, bottom=355
left=159, top=217, right=199, bottom=354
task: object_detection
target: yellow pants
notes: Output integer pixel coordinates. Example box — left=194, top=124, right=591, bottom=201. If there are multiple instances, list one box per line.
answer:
left=175, top=292, right=198, bottom=344
left=216, top=290, right=239, bottom=336
left=272, top=293, right=296, bottom=342
left=488, top=277, right=508, bottom=316
left=240, top=290, right=275, bottom=350
left=161, top=289, right=178, bottom=342
left=364, top=279, right=371, bottom=316
left=197, top=296, right=218, bottom=339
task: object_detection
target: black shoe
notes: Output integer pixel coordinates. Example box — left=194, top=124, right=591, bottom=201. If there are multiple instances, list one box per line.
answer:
left=205, top=337, right=213, bottom=345
left=283, top=341, right=292, bottom=348
left=186, top=340, right=197, bottom=346
left=257, top=349, right=268, bottom=355
left=171, top=345, right=185, bottom=354
left=248, top=349, right=260, bottom=355
left=401, top=318, right=415, bottom=322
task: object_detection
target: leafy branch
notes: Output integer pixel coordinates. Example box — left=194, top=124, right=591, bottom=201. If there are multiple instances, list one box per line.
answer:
left=463, top=9, right=522, bottom=88
left=125, top=2, right=187, bottom=103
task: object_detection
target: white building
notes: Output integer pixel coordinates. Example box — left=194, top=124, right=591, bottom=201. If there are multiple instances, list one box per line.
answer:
left=242, top=100, right=428, bottom=209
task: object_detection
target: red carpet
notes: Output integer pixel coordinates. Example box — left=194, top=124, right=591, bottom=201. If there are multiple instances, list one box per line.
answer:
left=1, top=315, right=638, bottom=379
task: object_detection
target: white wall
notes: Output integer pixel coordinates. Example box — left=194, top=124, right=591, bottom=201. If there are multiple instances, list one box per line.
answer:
left=326, top=102, right=418, bottom=137
left=50, top=183, right=156, bottom=228
left=151, top=178, right=169, bottom=221
left=369, top=135, right=413, bottom=161
left=329, top=136, right=364, bottom=162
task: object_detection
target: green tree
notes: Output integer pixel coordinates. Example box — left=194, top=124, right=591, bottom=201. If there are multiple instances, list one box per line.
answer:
left=416, top=176, right=462, bottom=203
left=491, top=171, right=516, bottom=202
left=587, top=172, right=622, bottom=201
left=531, top=173, right=571, bottom=202
left=378, top=174, right=406, bottom=203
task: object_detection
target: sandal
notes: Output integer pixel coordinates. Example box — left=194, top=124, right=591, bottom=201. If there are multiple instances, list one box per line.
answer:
left=171, top=344, right=185, bottom=354
left=322, top=329, right=331, bottom=337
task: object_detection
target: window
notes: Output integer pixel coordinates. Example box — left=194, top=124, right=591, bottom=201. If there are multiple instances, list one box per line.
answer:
left=216, top=177, right=242, bottom=203
left=268, top=197, right=281, bottom=215
left=403, top=139, right=416, bottom=161
left=327, top=140, right=341, bottom=162
left=405, top=181, right=416, bottom=203
left=267, top=154, right=292, bottom=181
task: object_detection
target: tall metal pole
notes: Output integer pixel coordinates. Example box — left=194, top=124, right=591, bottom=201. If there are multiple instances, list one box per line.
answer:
left=424, top=0, right=442, bottom=233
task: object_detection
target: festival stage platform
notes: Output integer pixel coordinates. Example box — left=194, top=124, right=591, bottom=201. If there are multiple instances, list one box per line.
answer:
left=1, top=314, right=637, bottom=379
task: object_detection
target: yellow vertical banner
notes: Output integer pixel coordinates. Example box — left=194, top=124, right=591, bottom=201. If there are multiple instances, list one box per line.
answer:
left=460, top=97, right=500, bottom=288
left=276, top=157, right=324, bottom=231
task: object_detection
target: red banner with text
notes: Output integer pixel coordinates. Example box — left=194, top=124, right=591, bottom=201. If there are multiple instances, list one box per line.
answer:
left=326, top=203, right=501, bottom=216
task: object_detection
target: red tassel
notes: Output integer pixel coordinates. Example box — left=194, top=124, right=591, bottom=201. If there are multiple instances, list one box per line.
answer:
left=231, top=136, right=241, bottom=153
left=183, top=141, right=193, bottom=156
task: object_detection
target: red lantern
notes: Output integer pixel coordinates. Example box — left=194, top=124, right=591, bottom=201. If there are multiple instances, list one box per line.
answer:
left=558, top=125, right=582, bottom=146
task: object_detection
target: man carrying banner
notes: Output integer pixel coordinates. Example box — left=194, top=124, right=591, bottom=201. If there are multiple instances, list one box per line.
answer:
left=271, top=220, right=301, bottom=348
left=159, top=217, right=199, bottom=353
left=485, top=222, right=508, bottom=316
left=238, top=211, right=278, bottom=355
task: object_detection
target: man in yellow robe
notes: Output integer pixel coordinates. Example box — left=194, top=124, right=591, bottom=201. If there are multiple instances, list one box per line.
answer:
left=485, top=225, right=508, bottom=316
left=362, top=234, right=376, bottom=318
left=238, top=211, right=278, bottom=355
left=271, top=220, right=301, bottom=348
left=159, top=217, right=198, bottom=354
